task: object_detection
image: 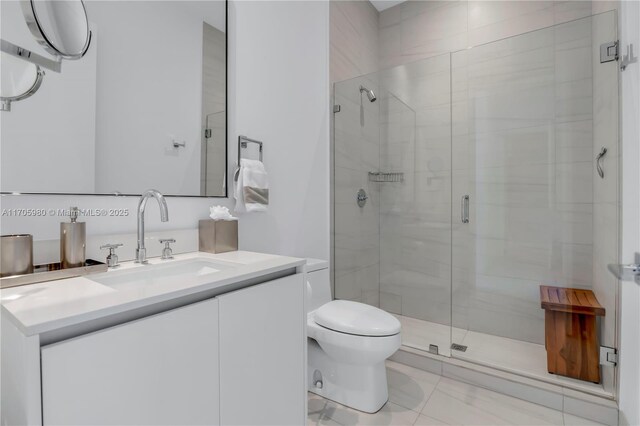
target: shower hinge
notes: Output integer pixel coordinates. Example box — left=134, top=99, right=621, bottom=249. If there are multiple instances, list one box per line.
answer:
left=333, top=104, right=341, bottom=113
left=600, top=41, right=619, bottom=64
left=600, top=346, right=618, bottom=366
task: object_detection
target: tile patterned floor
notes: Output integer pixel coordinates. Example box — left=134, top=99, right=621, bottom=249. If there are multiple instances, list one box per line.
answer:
left=307, top=361, right=605, bottom=426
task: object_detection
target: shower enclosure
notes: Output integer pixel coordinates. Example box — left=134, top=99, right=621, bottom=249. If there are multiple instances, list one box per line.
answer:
left=332, top=11, right=619, bottom=397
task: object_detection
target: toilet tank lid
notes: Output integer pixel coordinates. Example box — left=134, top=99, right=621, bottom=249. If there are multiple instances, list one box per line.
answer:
left=305, top=258, right=328, bottom=273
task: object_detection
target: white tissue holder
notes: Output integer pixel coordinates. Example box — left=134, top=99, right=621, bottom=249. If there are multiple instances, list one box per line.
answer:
left=199, top=219, right=238, bottom=254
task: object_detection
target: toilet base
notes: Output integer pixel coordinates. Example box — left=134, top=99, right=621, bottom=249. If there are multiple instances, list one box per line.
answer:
left=308, top=339, right=389, bottom=413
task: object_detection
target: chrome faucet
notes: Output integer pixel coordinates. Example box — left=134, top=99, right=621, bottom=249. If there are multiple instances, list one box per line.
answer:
left=135, top=189, right=169, bottom=263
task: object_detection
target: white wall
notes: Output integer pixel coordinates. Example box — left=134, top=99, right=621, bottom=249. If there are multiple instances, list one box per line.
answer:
left=618, top=1, right=640, bottom=424
left=89, top=1, right=220, bottom=196
left=1, top=1, right=226, bottom=196
left=0, top=0, right=330, bottom=261
left=230, top=0, right=330, bottom=259
left=0, top=0, right=97, bottom=193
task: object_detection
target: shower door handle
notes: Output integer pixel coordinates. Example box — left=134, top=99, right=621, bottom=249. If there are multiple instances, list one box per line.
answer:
left=461, top=195, right=470, bottom=224
left=596, top=147, right=607, bottom=179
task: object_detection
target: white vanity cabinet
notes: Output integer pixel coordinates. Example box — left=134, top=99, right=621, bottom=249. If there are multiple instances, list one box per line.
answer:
left=41, top=298, right=220, bottom=425
left=2, top=259, right=307, bottom=426
left=219, top=274, right=306, bottom=425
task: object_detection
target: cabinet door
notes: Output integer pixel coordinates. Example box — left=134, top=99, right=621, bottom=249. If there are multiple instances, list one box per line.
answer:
left=41, top=298, right=219, bottom=425
left=219, top=273, right=306, bottom=425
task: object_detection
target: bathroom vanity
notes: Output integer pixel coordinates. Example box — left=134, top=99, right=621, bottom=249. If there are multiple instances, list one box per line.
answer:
left=1, top=251, right=307, bottom=426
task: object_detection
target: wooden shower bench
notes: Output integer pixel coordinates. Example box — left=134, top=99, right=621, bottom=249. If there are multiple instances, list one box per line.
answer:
left=540, top=285, right=605, bottom=383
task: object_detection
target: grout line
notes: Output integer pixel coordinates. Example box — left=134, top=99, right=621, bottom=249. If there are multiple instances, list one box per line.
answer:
left=418, top=374, right=443, bottom=415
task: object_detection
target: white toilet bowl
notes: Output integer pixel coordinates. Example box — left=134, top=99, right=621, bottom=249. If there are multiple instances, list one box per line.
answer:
left=305, top=260, right=401, bottom=413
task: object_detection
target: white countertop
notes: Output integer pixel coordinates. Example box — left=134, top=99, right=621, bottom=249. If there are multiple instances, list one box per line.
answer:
left=1, top=251, right=305, bottom=336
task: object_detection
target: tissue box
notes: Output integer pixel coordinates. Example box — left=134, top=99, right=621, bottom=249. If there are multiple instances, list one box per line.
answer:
left=199, top=220, right=238, bottom=254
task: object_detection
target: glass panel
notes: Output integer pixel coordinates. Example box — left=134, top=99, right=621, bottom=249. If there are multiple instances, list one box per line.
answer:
left=333, top=72, right=381, bottom=307
left=333, top=53, right=453, bottom=357
left=379, top=54, right=452, bottom=356
left=451, top=12, right=618, bottom=396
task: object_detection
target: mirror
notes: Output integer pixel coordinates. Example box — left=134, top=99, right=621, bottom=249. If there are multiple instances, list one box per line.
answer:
left=0, top=51, right=44, bottom=111
left=0, top=0, right=228, bottom=197
left=22, top=0, right=91, bottom=58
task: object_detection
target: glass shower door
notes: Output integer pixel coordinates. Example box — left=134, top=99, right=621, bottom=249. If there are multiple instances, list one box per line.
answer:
left=451, top=12, right=619, bottom=396
left=378, top=53, right=453, bottom=356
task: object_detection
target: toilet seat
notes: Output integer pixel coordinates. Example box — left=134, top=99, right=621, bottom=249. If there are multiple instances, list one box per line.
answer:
left=313, top=300, right=401, bottom=337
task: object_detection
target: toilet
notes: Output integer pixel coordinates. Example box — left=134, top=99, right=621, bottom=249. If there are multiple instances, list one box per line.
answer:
left=305, top=259, right=401, bottom=413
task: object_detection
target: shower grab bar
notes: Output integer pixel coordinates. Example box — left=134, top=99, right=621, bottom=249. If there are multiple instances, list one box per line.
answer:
left=596, top=147, right=607, bottom=179
left=461, top=195, right=469, bottom=224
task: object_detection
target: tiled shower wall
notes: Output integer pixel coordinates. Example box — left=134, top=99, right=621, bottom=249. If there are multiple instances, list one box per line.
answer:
left=450, top=16, right=600, bottom=344
left=333, top=74, right=381, bottom=306
left=331, top=1, right=618, bottom=346
left=378, top=55, right=452, bottom=327
left=331, top=1, right=381, bottom=304
left=378, top=1, right=617, bottom=69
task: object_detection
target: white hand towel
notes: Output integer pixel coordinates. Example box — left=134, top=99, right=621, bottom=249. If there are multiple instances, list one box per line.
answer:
left=234, top=159, right=269, bottom=213
left=233, top=165, right=246, bottom=213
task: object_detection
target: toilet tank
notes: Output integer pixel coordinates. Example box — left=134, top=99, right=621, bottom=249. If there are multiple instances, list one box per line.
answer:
left=305, top=259, right=330, bottom=313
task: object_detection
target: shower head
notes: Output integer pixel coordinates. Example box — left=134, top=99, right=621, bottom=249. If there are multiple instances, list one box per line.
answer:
left=360, top=85, right=377, bottom=102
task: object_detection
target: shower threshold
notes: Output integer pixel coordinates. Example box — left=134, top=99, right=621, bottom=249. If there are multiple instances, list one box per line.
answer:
left=394, top=314, right=612, bottom=399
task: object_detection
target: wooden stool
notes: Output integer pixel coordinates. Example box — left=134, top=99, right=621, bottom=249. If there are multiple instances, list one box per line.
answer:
left=540, top=285, right=605, bottom=383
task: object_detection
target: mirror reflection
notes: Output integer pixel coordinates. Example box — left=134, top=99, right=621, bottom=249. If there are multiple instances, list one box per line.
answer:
left=0, top=0, right=227, bottom=197
left=25, top=0, right=92, bottom=58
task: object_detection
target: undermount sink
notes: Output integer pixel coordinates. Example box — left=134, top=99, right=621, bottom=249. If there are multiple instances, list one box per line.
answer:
left=89, top=258, right=235, bottom=289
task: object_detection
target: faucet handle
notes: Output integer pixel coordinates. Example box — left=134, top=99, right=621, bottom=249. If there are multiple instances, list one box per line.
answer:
left=100, top=243, right=123, bottom=267
left=159, top=239, right=175, bottom=260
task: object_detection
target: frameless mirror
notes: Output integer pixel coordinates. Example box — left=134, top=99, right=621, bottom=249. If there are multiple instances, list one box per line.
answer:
left=0, top=0, right=227, bottom=197
left=22, top=0, right=91, bottom=59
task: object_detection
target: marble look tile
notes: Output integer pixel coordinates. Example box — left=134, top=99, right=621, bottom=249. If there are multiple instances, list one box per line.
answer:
left=330, top=1, right=378, bottom=83
left=590, top=1, right=617, bottom=14
left=563, top=413, right=607, bottom=426
left=378, top=3, right=401, bottom=29
left=317, top=398, right=419, bottom=426
left=562, top=393, right=619, bottom=426
left=389, top=347, right=443, bottom=377
left=308, top=411, right=344, bottom=426
left=450, top=331, right=603, bottom=398
left=468, top=1, right=553, bottom=30
left=555, top=120, right=593, bottom=164
left=396, top=315, right=609, bottom=396
left=441, top=363, right=564, bottom=411
left=393, top=315, right=454, bottom=356
left=468, top=2, right=554, bottom=47
left=386, top=360, right=441, bottom=413
left=414, top=414, right=451, bottom=425
left=422, top=377, right=564, bottom=425
left=553, top=1, right=592, bottom=24
left=380, top=291, right=402, bottom=314
left=335, top=263, right=380, bottom=306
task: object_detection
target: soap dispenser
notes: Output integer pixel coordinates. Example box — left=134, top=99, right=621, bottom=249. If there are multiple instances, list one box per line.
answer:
left=60, top=207, right=86, bottom=268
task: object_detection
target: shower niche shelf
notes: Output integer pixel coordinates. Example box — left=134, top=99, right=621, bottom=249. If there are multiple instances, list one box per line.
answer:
left=368, top=172, right=404, bottom=183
